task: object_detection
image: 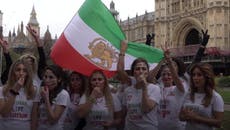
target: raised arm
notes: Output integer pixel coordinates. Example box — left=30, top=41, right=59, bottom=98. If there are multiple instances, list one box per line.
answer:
left=117, top=40, right=130, bottom=84
left=147, top=58, right=165, bottom=84
left=162, top=43, right=184, bottom=92
left=0, top=39, right=12, bottom=84
left=26, top=24, right=47, bottom=78
left=187, top=30, right=210, bottom=72
left=40, top=86, right=66, bottom=124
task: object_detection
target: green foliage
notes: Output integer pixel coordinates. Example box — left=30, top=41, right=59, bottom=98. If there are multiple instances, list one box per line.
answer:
left=217, top=76, right=230, bottom=88
left=217, top=111, right=230, bottom=130
left=218, top=88, right=230, bottom=103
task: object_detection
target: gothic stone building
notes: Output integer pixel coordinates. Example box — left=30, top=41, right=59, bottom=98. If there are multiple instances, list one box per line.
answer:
left=119, top=0, right=230, bottom=75
left=0, top=6, right=55, bottom=63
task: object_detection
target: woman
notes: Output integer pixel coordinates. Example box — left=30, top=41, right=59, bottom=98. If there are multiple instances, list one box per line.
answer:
left=179, top=63, right=224, bottom=130
left=117, top=40, right=161, bottom=130
left=20, top=54, right=42, bottom=87
left=148, top=56, right=189, bottom=92
left=0, top=24, right=46, bottom=86
left=157, top=44, right=186, bottom=130
left=64, top=71, right=86, bottom=130
left=0, top=59, right=39, bottom=130
left=37, top=65, right=70, bottom=130
left=77, top=70, right=122, bottom=130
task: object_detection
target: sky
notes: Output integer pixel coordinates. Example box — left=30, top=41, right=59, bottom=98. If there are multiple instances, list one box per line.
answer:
left=0, top=0, right=155, bottom=38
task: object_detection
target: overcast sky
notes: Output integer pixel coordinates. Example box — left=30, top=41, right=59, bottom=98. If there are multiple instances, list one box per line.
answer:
left=0, top=0, right=155, bottom=37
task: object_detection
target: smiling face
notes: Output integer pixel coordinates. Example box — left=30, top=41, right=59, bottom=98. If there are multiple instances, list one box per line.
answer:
left=43, top=69, right=60, bottom=90
left=14, top=63, right=27, bottom=80
left=191, top=67, right=206, bottom=90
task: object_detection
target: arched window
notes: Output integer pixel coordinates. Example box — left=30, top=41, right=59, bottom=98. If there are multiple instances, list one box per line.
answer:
left=185, top=29, right=200, bottom=45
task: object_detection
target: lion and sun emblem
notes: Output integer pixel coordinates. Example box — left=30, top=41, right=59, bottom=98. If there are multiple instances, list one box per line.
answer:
left=84, top=38, right=119, bottom=69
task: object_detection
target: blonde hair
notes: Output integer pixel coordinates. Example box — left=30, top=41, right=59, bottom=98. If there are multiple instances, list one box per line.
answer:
left=86, top=70, right=114, bottom=113
left=3, top=59, right=35, bottom=99
left=19, top=54, right=38, bottom=75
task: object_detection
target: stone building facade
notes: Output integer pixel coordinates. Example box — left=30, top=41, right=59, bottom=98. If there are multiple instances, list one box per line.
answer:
left=119, top=0, right=230, bottom=75
left=120, top=11, right=155, bottom=45
left=154, top=0, right=229, bottom=49
left=0, top=6, right=55, bottom=60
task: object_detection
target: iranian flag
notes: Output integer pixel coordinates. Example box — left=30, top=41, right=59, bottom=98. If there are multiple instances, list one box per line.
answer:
left=50, top=0, right=163, bottom=78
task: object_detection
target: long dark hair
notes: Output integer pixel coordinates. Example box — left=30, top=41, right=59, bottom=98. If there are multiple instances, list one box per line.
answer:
left=43, top=65, right=64, bottom=104
left=68, top=71, right=86, bottom=97
left=131, top=58, right=149, bottom=76
left=189, top=63, right=215, bottom=107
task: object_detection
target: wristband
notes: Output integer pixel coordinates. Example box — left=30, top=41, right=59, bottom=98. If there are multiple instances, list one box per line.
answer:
left=9, top=89, right=19, bottom=96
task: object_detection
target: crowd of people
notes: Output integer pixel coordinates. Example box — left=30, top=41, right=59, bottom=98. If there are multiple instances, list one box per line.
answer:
left=0, top=25, right=225, bottom=130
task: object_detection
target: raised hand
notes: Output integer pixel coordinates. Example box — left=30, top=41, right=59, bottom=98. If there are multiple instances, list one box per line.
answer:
left=41, top=86, right=50, bottom=102
left=120, top=40, right=128, bottom=54
left=136, top=73, right=148, bottom=90
left=26, top=24, right=39, bottom=39
left=201, top=29, right=210, bottom=46
left=26, top=24, right=43, bottom=47
left=12, top=76, right=25, bottom=92
left=161, top=42, right=171, bottom=60
left=146, top=34, right=152, bottom=46
left=0, top=38, right=9, bottom=53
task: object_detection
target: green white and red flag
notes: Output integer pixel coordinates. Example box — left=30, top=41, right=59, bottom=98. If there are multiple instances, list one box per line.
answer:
left=50, top=0, right=163, bottom=77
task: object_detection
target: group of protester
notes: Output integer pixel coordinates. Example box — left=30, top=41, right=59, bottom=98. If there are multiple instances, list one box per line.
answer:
left=0, top=25, right=224, bottom=130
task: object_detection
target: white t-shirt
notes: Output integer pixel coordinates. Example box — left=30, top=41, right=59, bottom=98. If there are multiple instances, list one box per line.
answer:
left=63, top=93, right=81, bottom=130
left=79, top=93, right=122, bottom=130
left=182, top=91, right=224, bottom=130
left=33, top=75, right=41, bottom=88
left=0, top=86, right=40, bottom=130
left=157, top=85, right=186, bottom=130
left=37, top=89, right=70, bottom=130
left=122, top=83, right=161, bottom=130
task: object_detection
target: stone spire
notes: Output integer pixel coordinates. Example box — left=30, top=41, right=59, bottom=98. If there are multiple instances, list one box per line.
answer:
left=109, top=1, right=119, bottom=20
left=12, top=27, right=16, bottom=37
left=27, top=5, right=40, bottom=41
left=44, top=26, right=52, bottom=40
left=28, top=5, right=39, bottom=26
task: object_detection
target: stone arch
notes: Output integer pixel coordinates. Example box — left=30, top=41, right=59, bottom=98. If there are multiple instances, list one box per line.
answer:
left=185, top=28, right=201, bottom=45
left=172, top=17, right=204, bottom=47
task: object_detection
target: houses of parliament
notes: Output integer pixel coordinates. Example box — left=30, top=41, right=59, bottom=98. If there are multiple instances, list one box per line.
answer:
left=1, top=0, right=230, bottom=75
left=114, top=0, right=230, bottom=75
left=0, top=6, right=55, bottom=73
